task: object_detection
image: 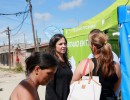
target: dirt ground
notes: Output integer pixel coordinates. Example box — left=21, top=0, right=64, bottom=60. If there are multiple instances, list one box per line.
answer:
left=0, top=69, right=46, bottom=100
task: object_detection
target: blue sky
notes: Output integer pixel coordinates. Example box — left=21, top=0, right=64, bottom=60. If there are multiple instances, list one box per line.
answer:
left=0, top=0, right=116, bottom=46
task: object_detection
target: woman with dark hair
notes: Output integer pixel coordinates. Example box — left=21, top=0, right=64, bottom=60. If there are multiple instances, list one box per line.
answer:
left=71, top=31, right=121, bottom=100
left=10, top=52, right=58, bottom=100
left=45, top=34, right=73, bottom=100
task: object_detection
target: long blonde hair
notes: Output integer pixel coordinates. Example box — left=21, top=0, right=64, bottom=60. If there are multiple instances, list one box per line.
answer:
left=90, top=32, right=115, bottom=77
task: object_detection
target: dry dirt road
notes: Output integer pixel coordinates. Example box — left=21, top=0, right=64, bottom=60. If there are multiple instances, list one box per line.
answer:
left=0, top=69, right=46, bottom=100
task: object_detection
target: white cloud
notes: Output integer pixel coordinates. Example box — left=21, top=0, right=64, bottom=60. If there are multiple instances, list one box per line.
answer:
left=34, top=12, right=52, bottom=22
left=58, top=0, right=83, bottom=10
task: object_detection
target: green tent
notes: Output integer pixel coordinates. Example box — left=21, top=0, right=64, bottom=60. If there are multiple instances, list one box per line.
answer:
left=63, top=0, right=129, bottom=70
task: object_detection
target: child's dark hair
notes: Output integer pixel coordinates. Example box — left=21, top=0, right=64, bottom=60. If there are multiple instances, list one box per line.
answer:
left=25, top=52, right=58, bottom=76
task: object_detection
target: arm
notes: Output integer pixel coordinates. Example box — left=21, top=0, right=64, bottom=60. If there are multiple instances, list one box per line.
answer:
left=71, top=59, right=91, bottom=84
left=114, top=62, right=121, bottom=92
left=70, top=62, right=83, bottom=84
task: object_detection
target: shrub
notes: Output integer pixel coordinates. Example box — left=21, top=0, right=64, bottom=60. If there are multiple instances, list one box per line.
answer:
left=15, top=63, right=23, bottom=72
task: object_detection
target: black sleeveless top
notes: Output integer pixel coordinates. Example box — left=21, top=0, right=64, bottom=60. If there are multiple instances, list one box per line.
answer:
left=91, top=58, right=118, bottom=100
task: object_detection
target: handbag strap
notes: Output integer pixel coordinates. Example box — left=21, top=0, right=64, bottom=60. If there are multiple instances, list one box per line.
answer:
left=82, top=59, right=89, bottom=76
left=82, top=59, right=93, bottom=84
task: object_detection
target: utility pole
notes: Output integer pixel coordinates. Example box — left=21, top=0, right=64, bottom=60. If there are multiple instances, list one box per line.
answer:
left=26, top=0, right=37, bottom=51
left=24, top=33, right=27, bottom=59
left=36, top=30, right=39, bottom=52
left=7, top=27, right=11, bottom=69
left=24, top=33, right=26, bottom=49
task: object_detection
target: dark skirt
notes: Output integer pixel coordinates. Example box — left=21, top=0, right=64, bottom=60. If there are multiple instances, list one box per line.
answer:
left=100, top=88, right=117, bottom=100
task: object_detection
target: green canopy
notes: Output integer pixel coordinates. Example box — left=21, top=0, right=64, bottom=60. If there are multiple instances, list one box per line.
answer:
left=63, top=0, right=129, bottom=68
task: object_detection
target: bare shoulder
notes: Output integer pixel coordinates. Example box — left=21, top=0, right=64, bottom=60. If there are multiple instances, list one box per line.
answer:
left=77, top=58, right=91, bottom=74
left=77, top=58, right=88, bottom=70
left=10, top=83, right=28, bottom=100
left=79, top=58, right=88, bottom=65
left=79, top=58, right=93, bottom=67
left=18, top=84, right=34, bottom=100
left=10, top=84, right=19, bottom=100
left=10, top=80, right=34, bottom=100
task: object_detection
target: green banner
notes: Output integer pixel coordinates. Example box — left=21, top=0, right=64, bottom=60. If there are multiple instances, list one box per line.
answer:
left=64, top=0, right=129, bottom=70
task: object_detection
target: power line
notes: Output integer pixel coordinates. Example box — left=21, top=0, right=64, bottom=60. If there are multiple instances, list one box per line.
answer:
left=11, top=12, right=29, bottom=33
left=0, top=4, right=30, bottom=34
left=0, top=4, right=29, bottom=36
left=0, top=10, right=29, bottom=16
left=11, top=9, right=29, bottom=36
left=0, top=15, right=30, bottom=25
left=11, top=13, right=29, bottom=36
left=11, top=4, right=29, bottom=31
